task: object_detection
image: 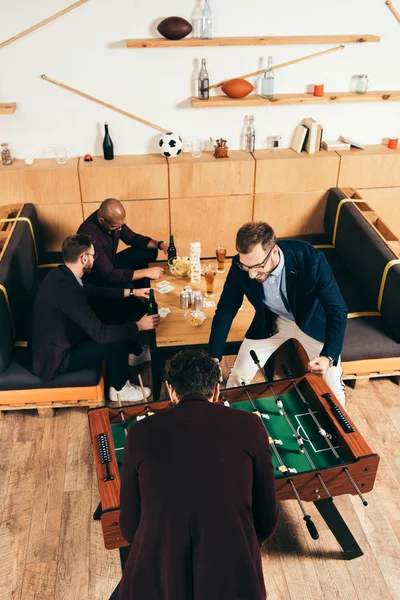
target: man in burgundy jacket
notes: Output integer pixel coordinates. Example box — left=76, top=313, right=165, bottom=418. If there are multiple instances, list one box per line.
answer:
left=111, top=350, right=278, bottom=600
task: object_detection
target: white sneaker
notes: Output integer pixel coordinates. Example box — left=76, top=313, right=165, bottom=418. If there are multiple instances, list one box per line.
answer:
left=109, top=380, right=151, bottom=403
left=128, top=345, right=151, bottom=367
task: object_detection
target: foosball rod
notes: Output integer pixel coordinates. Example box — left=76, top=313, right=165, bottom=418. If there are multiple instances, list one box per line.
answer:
left=161, top=368, right=176, bottom=407
left=116, top=393, right=128, bottom=438
left=137, top=373, right=149, bottom=404
left=281, top=363, right=368, bottom=506
left=244, top=389, right=319, bottom=541
left=250, top=351, right=333, bottom=501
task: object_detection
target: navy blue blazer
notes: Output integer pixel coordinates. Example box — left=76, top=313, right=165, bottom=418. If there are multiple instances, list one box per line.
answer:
left=208, top=240, right=348, bottom=363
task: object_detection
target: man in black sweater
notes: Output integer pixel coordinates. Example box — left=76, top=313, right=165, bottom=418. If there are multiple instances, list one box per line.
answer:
left=31, top=234, right=160, bottom=402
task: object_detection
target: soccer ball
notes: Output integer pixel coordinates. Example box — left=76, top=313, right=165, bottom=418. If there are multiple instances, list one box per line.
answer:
left=159, top=132, right=183, bottom=158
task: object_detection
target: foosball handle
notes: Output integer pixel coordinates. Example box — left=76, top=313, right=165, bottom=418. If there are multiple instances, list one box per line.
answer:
left=281, top=363, right=293, bottom=379
left=304, top=515, right=319, bottom=540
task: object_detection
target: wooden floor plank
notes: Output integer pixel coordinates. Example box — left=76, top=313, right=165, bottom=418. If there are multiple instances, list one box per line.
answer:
left=55, top=490, right=91, bottom=600
left=261, top=536, right=292, bottom=600
left=64, top=409, right=93, bottom=492
left=20, top=561, right=57, bottom=600
left=25, top=410, right=71, bottom=564
left=0, top=436, right=43, bottom=600
left=0, top=413, right=19, bottom=520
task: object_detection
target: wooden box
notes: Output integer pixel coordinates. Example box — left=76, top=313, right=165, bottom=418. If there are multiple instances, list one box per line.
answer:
left=337, top=145, right=400, bottom=188
left=168, top=151, right=255, bottom=198
left=0, top=159, right=81, bottom=206
left=79, top=154, right=168, bottom=203
left=254, top=149, right=339, bottom=194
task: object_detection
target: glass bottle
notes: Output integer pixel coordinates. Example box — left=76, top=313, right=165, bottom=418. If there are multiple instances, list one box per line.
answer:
left=147, top=288, right=158, bottom=315
left=1, top=143, right=13, bottom=165
left=245, top=116, right=255, bottom=153
left=168, top=234, right=177, bottom=260
left=103, top=122, right=114, bottom=160
left=202, top=0, right=212, bottom=39
left=198, top=58, right=209, bottom=100
left=193, top=0, right=203, bottom=38
left=262, top=57, right=274, bottom=99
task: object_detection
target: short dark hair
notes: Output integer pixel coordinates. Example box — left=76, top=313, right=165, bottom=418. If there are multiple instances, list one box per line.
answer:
left=168, top=350, right=220, bottom=400
left=62, top=234, right=94, bottom=263
left=236, top=222, right=276, bottom=254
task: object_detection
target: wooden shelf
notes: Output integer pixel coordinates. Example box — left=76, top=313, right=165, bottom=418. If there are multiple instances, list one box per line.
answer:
left=190, top=90, right=400, bottom=108
left=0, top=103, right=16, bottom=114
left=126, top=34, right=380, bottom=48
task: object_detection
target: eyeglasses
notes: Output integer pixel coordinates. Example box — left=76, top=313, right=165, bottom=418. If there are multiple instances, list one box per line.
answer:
left=85, top=251, right=98, bottom=260
left=237, top=245, right=274, bottom=273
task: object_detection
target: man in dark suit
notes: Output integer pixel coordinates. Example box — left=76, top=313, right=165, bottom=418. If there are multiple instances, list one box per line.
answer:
left=31, top=234, right=160, bottom=402
left=112, top=350, right=278, bottom=600
left=208, top=222, right=348, bottom=407
left=78, top=197, right=168, bottom=366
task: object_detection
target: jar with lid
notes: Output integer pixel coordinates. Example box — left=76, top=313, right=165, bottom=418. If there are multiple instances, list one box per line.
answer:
left=354, top=74, right=369, bottom=94
left=1, top=143, right=13, bottom=165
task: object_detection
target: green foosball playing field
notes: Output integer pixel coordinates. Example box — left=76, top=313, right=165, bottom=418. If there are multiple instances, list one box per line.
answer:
left=111, top=390, right=350, bottom=478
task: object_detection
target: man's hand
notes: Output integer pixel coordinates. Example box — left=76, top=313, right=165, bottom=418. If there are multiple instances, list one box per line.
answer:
left=146, top=266, right=164, bottom=280
left=137, top=313, right=161, bottom=331
left=159, top=242, right=169, bottom=257
left=133, top=287, right=150, bottom=300
left=308, top=356, right=330, bottom=378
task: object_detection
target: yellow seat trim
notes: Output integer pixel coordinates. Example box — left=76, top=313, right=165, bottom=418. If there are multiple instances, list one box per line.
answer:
left=377, top=259, right=400, bottom=311
left=0, top=216, right=38, bottom=264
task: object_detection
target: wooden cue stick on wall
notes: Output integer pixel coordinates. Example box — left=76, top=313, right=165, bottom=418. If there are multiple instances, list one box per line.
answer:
left=386, top=0, right=400, bottom=23
left=209, top=45, right=345, bottom=89
left=0, top=0, right=89, bottom=51
left=40, top=75, right=169, bottom=133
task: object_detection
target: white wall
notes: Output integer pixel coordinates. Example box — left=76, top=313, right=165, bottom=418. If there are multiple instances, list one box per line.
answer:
left=0, top=0, right=399, bottom=159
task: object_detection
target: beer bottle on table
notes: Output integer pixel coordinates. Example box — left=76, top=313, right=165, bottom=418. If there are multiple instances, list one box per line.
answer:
left=103, top=122, right=114, bottom=160
left=147, top=289, right=158, bottom=315
left=167, top=235, right=177, bottom=260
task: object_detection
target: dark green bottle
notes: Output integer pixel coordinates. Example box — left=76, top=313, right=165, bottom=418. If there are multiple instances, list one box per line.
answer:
left=167, top=235, right=177, bottom=261
left=103, top=122, right=114, bottom=160
left=147, top=288, right=158, bottom=315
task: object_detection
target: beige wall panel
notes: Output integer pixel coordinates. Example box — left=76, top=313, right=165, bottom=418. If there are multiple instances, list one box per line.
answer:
left=356, top=187, right=400, bottom=239
left=36, top=204, right=84, bottom=252
left=0, top=159, right=80, bottom=205
left=254, top=149, right=339, bottom=194
left=254, top=191, right=328, bottom=237
left=79, top=155, right=168, bottom=203
left=83, top=199, right=170, bottom=256
left=170, top=195, right=253, bottom=257
left=168, top=151, right=255, bottom=198
left=338, top=145, right=400, bottom=188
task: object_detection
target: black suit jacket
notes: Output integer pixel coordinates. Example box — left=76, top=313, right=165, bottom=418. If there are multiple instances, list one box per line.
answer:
left=208, top=240, right=348, bottom=363
left=118, top=393, right=278, bottom=600
left=31, top=265, right=139, bottom=380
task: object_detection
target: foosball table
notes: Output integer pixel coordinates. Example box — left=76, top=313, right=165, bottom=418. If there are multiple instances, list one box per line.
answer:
left=88, top=368, right=379, bottom=562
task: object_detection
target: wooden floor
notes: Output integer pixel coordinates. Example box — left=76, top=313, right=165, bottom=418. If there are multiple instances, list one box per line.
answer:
left=1, top=371, right=400, bottom=600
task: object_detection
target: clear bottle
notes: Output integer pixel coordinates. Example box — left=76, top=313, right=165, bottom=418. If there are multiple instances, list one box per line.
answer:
left=198, top=58, right=209, bottom=100
left=103, top=122, right=114, bottom=160
left=262, top=56, right=274, bottom=99
left=245, top=116, right=255, bottom=153
left=192, top=0, right=203, bottom=38
left=202, top=0, right=212, bottom=39
left=1, top=143, right=13, bottom=165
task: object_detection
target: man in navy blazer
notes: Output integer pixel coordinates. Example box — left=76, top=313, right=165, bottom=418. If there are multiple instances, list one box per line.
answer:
left=208, top=222, right=348, bottom=406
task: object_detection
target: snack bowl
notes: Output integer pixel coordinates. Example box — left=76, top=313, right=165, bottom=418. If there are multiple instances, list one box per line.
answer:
left=168, top=256, right=191, bottom=278
left=184, top=310, right=206, bottom=328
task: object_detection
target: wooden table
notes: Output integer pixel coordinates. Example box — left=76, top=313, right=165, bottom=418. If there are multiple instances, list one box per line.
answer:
left=149, top=259, right=255, bottom=399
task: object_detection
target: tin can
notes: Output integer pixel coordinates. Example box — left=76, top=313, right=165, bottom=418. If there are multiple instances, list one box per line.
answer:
left=193, top=291, right=203, bottom=311
left=183, top=285, right=193, bottom=305
left=180, top=291, right=190, bottom=309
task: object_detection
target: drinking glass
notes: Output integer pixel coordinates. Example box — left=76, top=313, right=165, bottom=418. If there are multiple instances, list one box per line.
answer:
left=191, top=139, right=203, bottom=158
left=355, top=74, right=369, bottom=94
left=55, top=147, right=69, bottom=164
left=216, top=245, right=226, bottom=273
left=204, top=264, right=217, bottom=297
